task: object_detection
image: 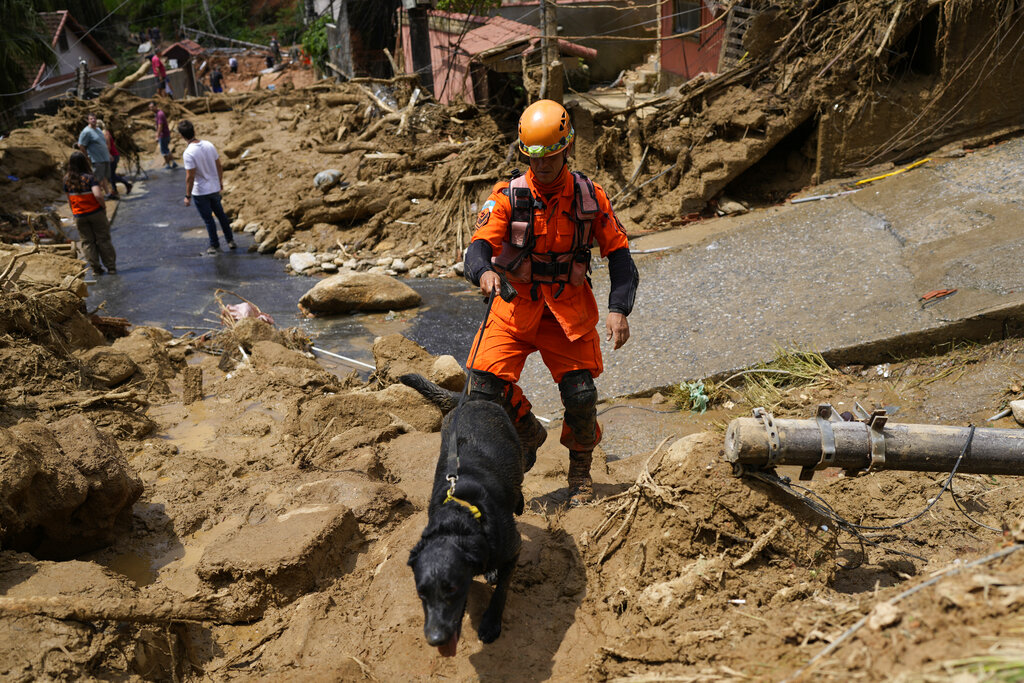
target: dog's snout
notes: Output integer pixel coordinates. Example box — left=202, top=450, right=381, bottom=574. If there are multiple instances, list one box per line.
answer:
left=425, top=627, right=450, bottom=646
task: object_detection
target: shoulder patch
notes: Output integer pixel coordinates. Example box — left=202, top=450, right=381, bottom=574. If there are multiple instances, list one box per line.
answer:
left=482, top=199, right=496, bottom=212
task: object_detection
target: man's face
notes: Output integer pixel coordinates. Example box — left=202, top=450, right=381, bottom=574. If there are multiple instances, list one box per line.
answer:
left=528, top=148, right=567, bottom=185
left=87, top=114, right=97, bottom=128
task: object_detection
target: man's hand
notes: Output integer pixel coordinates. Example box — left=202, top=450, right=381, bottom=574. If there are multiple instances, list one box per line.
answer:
left=479, top=270, right=500, bottom=297
left=606, top=312, right=630, bottom=350
left=183, top=196, right=191, bottom=207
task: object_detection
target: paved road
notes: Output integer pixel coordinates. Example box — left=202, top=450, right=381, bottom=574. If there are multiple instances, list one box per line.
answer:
left=91, top=140, right=1024, bottom=418
left=518, top=138, right=1024, bottom=415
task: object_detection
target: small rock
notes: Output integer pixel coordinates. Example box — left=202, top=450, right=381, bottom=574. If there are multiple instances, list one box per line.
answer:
left=452, top=261, right=465, bottom=276
left=230, top=218, right=246, bottom=230
left=1010, top=400, right=1024, bottom=425
left=867, top=602, right=902, bottom=631
left=410, top=263, right=434, bottom=278
left=289, top=252, right=318, bottom=274
left=366, top=266, right=388, bottom=275
left=391, top=259, right=408, bottom=273
left=376, top=256, right=394, bottom=267
left=244, top=222, right=261, bottom=233
left=651, top=392, right=666, bottom=405
left=343, top=258, right=358, bottom=269
left=321, top=262, right=339, bottom=273
left=314, top=169, right=343, bottom=191
left=405, top=255, right=423, bottom=269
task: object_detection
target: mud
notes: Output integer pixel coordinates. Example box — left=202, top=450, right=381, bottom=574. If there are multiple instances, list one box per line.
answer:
left=3, top=249, right=1024, bottom=680
left=4, top=5, right=1024, bottom=680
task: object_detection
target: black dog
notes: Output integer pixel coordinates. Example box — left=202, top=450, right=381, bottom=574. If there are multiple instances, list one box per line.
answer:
left=402, top=373, right=525, bottom=657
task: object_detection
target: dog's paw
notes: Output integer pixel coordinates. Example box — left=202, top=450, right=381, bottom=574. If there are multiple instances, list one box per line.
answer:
left=484, top=569, right=499, bottom=585
left=478, top=615, right=502, bottom=643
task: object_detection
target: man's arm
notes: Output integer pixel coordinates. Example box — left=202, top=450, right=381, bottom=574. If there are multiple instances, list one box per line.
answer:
left=215, top=157, right=224, bottom=189
left=183, top=168, right=196, bottom=206
left=605, top=247, right=638, bottom=350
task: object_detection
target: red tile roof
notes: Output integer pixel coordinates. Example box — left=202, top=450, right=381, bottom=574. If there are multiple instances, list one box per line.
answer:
left=161, top=39, right=205, bottom=57
left=453, top=13, right=597, bottom=60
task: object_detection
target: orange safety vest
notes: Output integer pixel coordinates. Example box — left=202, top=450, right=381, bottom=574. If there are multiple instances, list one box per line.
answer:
left=491, top=171, right=600, bottom=287
left=471, top=167, right=629, bottom=341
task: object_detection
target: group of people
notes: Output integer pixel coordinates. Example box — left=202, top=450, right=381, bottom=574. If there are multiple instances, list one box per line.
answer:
left=63, top=97, right=635, bottom=507
left=64, top=103, right=236, bottom=274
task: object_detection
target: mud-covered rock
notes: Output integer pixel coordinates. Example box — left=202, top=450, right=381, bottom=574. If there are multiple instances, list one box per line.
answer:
left=76, top=347, right=138, bottom=387
left=372, top=333, right=434, bottom=384
left=0, top=416, right=143, bottom=559
left=111, top=327, right=178, bottom=380
left=298, top=270, right=421, bottom=315
left=196, top=505, right=357, bottom=608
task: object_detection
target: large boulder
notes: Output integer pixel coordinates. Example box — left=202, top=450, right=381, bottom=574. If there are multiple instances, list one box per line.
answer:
left=0, top=415, right=143, bottom=559
left=298, top=270, right=421, bottom=315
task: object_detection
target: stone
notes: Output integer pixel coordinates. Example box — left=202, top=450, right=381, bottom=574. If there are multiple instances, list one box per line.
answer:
left=321, top=262, right=339, bottom=273
left=391, top=259, right=408, bottom=273
left=0, top=416, right=143, bottom=559
left=452, top=261, right=465, bottom=276
left=76, top=347, right=138, bottom=387
left=244, top=222, right=261, bottom=233
left=197, top=504, right=357, bottom=608
left=429, top=355, right=466, bottom=391
left=372, top=334, right=434, bottom=384
left=289, top=252, right=318, bottom=273
left=183, top=366, right=202, bottom=404
left=1011, top=400, right=1024, bottom=425
left=409, top=263, right=434, bottom=278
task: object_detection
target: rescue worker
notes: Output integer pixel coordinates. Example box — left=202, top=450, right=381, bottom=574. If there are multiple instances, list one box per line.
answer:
left=463, top=99, right=639, bottom=506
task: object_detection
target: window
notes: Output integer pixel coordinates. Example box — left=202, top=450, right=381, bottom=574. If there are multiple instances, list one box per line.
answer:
left=674, top=0, right=702, bottom=34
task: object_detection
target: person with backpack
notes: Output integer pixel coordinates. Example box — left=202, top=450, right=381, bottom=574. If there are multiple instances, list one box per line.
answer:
left=461, top=99, right=639, bottom=506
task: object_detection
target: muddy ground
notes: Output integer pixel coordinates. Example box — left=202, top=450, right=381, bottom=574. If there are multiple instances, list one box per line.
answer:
left=4, top=247, right=1024, bottom=681
left=4, top=6, right=1024, bottom=678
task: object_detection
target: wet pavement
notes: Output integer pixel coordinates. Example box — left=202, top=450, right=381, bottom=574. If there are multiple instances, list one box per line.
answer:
left=545, top=137, right=1024, bottom=416
left=87, top=166, right=480, bottom=374
left=92, top=138, right=1024, bottom=419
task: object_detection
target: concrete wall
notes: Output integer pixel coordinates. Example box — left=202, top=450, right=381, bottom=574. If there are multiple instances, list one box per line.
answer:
left=21, top=27, right=115, bottom=113
left=495, top=1, right=657, bottom=82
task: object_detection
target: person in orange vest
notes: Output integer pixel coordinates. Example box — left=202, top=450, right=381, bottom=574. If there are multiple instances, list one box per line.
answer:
left=462, top=99, right=639, bottom=506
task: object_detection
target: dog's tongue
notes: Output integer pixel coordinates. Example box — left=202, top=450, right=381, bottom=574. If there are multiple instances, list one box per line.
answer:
left=438, top=633, right=458, bottom=657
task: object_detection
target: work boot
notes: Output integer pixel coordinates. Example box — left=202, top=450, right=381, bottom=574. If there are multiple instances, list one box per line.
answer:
left=567, top=449, right=594, bottom=507
left=514, top=412, right=547, bottom=473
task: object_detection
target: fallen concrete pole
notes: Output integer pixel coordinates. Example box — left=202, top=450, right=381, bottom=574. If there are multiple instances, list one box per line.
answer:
left=724, top=405, right=1024, bottom=479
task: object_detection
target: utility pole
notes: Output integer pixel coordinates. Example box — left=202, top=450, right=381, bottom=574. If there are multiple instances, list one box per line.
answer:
left=404, top=0, right=435, bottom=97
left=538, top=1, right=561, bottom=103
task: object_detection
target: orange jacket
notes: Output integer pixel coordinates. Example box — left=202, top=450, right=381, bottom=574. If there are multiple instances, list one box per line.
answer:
left=471, top=166, right=629, bottom=341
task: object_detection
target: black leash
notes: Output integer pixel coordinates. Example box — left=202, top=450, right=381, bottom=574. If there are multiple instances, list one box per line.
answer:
left=444, top=273, right=517, bottom=504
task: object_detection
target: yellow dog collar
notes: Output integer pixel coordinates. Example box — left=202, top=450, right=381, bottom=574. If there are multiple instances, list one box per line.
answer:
left=443, top=492, right=482, bottom=520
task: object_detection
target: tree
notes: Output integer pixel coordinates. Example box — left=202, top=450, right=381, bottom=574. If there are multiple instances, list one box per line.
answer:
left=0, top=0, right=55, bottom=113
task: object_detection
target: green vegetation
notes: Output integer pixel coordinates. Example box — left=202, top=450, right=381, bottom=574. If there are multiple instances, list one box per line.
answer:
left=673, top=346, right=837, bottom=413
left=0, top=0, right=55, bottom=117
left=436, top=0, right=502, bottom=11
left=300, top=14, right=329, bottom=72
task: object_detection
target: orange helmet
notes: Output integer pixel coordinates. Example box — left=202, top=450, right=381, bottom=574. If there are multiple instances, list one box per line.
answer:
left=518, top=100, right=574, bottom=157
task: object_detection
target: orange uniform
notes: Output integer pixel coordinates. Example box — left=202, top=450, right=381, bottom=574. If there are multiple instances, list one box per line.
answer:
left=467, top=165, right=629, bottom=448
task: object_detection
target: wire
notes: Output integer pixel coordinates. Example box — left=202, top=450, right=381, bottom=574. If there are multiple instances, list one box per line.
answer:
left=597, top=404, right=677, bottom=416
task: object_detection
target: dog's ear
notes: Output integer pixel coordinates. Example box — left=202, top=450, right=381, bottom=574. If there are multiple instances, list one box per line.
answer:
left=408, top=538, right=426, bottom=567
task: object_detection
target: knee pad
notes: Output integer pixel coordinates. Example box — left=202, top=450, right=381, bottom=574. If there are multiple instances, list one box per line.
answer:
left=468, top=369, right=510, bottom=404
left=559, top=370, right=596, bottom=413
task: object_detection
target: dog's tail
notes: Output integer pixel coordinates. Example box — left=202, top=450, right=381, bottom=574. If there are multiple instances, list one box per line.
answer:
left=399, top=373, right=462, bottom=413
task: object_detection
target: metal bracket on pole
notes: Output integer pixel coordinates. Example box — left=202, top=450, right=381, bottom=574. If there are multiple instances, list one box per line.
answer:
left=801, top=403, right=841, bottom=480
left=752, top=407, right=781, bottom=466
left=864, top=409, right=888, bottom=473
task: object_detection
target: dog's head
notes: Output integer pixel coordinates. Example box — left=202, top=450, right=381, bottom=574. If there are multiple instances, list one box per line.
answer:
left=408, top=534, right=486, bottom=657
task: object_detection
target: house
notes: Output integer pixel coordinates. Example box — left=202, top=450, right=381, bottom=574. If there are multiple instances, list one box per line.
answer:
left=495, top=0, right=658, bottom=82
left=20, top=11, right=117, bottom=114
left=398, top=10, right=596, bottom=105
left=658, top=1, right=729, bottom=85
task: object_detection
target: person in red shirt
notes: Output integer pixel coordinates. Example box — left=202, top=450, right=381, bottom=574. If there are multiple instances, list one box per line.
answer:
left=63, top=151, right=116, bottom=275
left=463, top=100, right=639, bottom=506
left=151, top=52, right=172, bottom=98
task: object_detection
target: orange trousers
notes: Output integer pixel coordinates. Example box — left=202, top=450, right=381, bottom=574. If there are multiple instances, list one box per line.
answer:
left=466, top=307, right=603, bottom=449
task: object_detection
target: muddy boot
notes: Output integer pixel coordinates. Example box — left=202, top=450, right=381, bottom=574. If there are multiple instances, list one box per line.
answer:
left=514, top=411, right=547, bottom=473
left=567, top=449, right=594, bottom=506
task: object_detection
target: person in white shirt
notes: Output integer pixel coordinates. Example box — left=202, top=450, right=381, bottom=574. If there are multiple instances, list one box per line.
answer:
left=178, top=119, right=235, bottom=254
